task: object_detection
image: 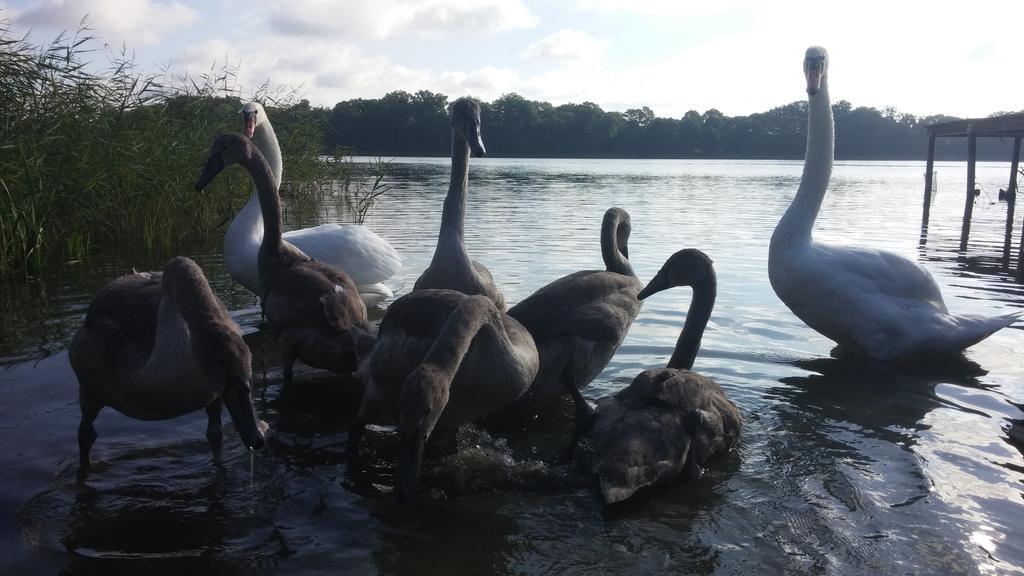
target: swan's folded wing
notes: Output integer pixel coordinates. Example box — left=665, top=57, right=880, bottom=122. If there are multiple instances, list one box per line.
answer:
left=284, top=224, right=401, bottom=287
left=266, top=261, right=367, bottom=333
left=813, top=243, right=947, bottom=312
left=509, top=270, right=639, bottom=341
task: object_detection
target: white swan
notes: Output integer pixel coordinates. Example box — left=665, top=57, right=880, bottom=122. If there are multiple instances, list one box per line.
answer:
left=768, top=46, right=1020, bottom=361
left=70, top=256, right=266, bottom=472
left=226, top=102, right=401, bottom=307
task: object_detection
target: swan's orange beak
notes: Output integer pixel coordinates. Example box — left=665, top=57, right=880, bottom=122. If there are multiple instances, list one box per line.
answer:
left=805, top=56, right=824, bottom=96
left=243, top=111, right=257, bottom=138
left=806, top=70, right=822, bottom=96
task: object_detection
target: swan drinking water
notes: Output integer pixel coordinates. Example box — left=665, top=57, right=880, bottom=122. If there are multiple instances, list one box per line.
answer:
left=70, top=256, right=266, bottom=472
left=227, top=102, right=401, bottom=307
left=768, top=46, right=1020, bottom=361
left=350, top=289, right=538, bottom=501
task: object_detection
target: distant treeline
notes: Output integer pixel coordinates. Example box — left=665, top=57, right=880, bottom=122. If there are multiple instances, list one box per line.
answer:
left=2, top=18, right=1019, bottom=277
left=319, top=90, right=1020, bottom=161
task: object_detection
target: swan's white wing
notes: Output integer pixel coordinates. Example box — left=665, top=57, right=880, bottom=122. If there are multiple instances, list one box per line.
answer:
left=812, top=243, right=947, bottom=311
left=781, top=243, right=1018, bottom=359
left=284, top=224, right=401, bottom=287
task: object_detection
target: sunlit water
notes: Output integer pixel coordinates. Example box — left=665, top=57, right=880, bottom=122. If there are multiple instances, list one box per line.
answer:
left=1, top=158, right=1022, bottom=575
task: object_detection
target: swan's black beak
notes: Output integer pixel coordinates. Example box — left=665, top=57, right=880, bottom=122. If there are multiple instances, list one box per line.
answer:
left=466, top=119, right=486, bottom=158
left=222, top=378, right=266, bottom=451
left=194, top=154, right=225, bottom=191
left=637, top=272, right=669, bottom=300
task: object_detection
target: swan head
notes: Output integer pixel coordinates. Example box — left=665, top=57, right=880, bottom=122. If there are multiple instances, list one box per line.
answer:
left=212, top=334, right=266, bottom=451
left=220, top=371, right=267, bottom=451
left=194, top=133, right=258, bottom=191
left=202, top=325, right=265, bottom=452
left=450, top=97, right=486, bottom=157
left=397, top=364, right=451, bottom=502
left=637, top=249, right=715, bottom=300
left=804, top=46, right=828, bottom=96
left=240, top=101, right=267, bottom=139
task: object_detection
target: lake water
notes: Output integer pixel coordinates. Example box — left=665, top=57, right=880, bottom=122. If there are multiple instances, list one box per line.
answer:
left=2, top=157, right=1022, bottom=575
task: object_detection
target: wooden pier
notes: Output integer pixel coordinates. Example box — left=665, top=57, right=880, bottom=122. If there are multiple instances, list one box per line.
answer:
left=921, top=112, right=1024, bottom=279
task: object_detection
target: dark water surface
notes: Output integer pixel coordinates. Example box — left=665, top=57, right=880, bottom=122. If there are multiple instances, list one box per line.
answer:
left=2, top=158, right=1022, bottom=575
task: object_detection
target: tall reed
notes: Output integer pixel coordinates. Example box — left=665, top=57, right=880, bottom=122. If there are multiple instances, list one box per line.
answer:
left=0, top=21, right=330, bottom=277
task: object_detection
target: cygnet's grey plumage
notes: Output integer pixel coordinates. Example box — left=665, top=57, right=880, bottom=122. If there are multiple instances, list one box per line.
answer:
left=507, top=207, right=641, bottom=402
left=353, top=289, right=538, bottom=501
left=580, top=249, right=742, bottom=504
left=195, top=133, right=370, bottom=384
left=70, top=256, right=266, bottom=472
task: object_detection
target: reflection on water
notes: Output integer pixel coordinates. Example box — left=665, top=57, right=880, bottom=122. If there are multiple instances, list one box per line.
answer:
left=2, top=158, right=1023, bottom=575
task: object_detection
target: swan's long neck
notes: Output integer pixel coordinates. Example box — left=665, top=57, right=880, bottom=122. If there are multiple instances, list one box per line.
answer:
left=666, top=273, right=717, bottom=371
left=238, top=150, right=296, bottom=288
left=133, top=272, right=226, bottom=411
left=772, top=81, right=833, bottom=250
left=254, top=119, right=283, bottom=186
left=438, top=132, right=470, bottom=248
left=243, top=152, right=281, bottom=242
left=224, top=121, right=283, bottom=290
left=231, top=122, right=282, bottom=232
left=602, top=211, right=635, bottom=277
left=423, top=296, right=498, bottom=379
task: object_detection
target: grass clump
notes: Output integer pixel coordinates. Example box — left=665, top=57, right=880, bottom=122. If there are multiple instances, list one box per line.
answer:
left=0, top=19, right=342, bottom=277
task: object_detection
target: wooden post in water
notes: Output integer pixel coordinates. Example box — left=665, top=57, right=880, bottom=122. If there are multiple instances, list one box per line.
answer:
left=960, top=132, right=977, bottom=252
left=1003, top=137, right=1021, bottom=269
left=921, top=134, right=936, bottom=245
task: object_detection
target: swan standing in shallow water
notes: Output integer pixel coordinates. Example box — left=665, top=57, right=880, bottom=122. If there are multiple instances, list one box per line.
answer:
left=197, top=133, right=371, bottom=385
left=507, top=207, right=642, bottom=403
left=413, top=98, right=505, bottom=310
left=70, top=256, right=266, bottom=472
left=768, top=46, right=1020, bottom=361
left=351, top=290, right=538, bottom=502
left=575, top=249, right=741, bottom=504
left=227, top=102, right=401, bottom=307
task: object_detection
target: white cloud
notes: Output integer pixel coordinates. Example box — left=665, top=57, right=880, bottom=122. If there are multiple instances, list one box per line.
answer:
left=523, top=29, right=609, bottom=66
left=169, top=33, right=522, bottom=107
left=575, top=0, right=754, bottom=16
left=13, top=0, right=198, bottom=47
left=267, top=0, right=537, bottom=40
left=437, top=65, right=521, bottom=99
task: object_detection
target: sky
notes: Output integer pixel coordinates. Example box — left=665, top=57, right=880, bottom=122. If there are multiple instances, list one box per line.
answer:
left=2, top=0, right=1022, bottom=119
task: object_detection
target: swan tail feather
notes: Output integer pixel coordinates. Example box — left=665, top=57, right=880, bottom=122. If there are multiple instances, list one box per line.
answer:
left=927, top=311, right=1022, bottom=357
left=358, top=282, right=394, bottom=308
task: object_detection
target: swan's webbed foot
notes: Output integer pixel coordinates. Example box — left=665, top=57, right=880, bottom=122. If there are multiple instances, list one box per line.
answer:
left=206, top=398, right=224, bottom=466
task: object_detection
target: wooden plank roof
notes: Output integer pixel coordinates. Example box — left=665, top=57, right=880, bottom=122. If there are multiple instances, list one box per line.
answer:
left=927, top=112, right=1024, bottom=138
